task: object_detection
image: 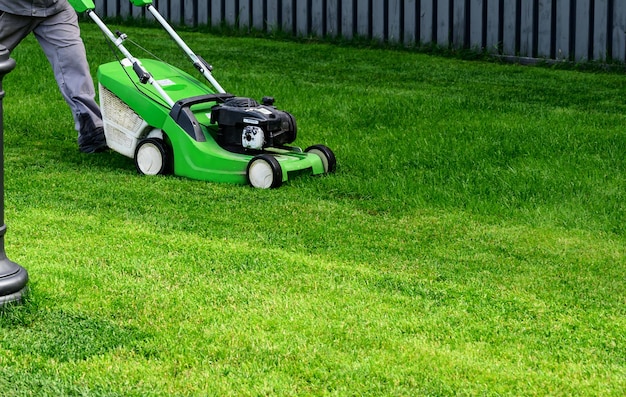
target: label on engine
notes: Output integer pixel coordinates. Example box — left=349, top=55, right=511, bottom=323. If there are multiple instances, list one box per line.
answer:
left=248, top=107, right=273, bottom=115
left=243, top=118, right=259, bottom=125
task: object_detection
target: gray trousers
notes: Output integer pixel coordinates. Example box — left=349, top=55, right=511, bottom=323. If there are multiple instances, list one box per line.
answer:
left=0, top=2, right=102, bottom=132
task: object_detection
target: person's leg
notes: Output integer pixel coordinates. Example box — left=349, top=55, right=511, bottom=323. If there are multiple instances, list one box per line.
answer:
left=32, top=3, right=106, bottom=152
left=0, top=11, right=39, bottom=51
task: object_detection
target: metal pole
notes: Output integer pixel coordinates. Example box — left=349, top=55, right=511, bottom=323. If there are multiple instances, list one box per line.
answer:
left=0, top=45, right=28, bottom=306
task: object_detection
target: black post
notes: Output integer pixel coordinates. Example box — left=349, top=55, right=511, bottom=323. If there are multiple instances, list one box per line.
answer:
left=0, top=45, right=28, bottom=306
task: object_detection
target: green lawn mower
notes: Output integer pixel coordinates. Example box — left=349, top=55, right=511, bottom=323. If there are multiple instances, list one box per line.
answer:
left=70, top=0, right=336, bottom=188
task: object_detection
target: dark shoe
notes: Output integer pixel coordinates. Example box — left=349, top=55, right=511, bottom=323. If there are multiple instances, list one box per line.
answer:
left=77, top=113, right=108, bottom=153
left=78, top=126, right=108, bottom=153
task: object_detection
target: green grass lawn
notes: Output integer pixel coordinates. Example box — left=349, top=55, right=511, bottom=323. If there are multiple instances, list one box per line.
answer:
left=0, top=20, right=625, bottom=396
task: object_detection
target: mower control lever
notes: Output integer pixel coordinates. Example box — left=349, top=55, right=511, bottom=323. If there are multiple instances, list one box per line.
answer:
left=113, top=30, right=128, bottom=46
left=195, top=56, right=213, bottom=72
left=133, top=62, right=151, bottom=84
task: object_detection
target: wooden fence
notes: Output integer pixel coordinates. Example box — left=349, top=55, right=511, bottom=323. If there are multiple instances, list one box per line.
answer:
left=95, top=0, right=626, bottom=62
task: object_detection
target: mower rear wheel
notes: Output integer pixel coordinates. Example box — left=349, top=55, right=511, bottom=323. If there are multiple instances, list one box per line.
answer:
left=135, top=138, right=171, bottom=176
left=305, top=144, right=336, bottom=173
left=247, top=154, right=282, bottom=189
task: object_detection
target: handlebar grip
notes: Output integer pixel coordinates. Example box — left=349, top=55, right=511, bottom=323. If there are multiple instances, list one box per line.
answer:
left=132, top=62, right=151, bottom=84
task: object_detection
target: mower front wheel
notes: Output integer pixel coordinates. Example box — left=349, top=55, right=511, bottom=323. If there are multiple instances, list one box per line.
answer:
left=135, top=138, right=171, bottom=176
left=305, top=144, right=336, bottom=174
left=247, top=154, right=282, bottom=189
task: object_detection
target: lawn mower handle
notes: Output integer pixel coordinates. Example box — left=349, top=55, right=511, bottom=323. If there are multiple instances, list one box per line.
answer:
left=69, top=0, right=225, bottom=96
left=84, top=7, right=176, bottom=106
left=142, top=4, right=226, bottom=94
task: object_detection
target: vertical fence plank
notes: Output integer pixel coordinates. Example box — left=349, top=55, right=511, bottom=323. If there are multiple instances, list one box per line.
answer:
left=341, top=0, right=355, bottom=38
left=282, top=0, right=294, bottom=33
left=213, top=0, right=224, bottom=27
left=404, top=0, right=418, bottom=44
left=196, top=0, right=208, bottom=25
left=224, top=1, right=237, bottom=26
left=485, top=0, right=500, bottom=53
left=452, top=0, right=466, bottom=48
left=161, top=0, right=180, bottom=23
left=469, top=0, right=484, bottom=50
left=267, top=0, right=279, bottom=30
left=574, top=0, right=590, bottom=61
left=238, top=1, right=251, bottom=29
left=171, top=0, right=179, bottom=22
left=296, top=0, right=308, bottom=35
left=183, top=0, right=194, bottom=25
left=95, top=1, right=105, bottom=15
left=326, top=0, right=339, bottom=36
left=536, top=0, right=552, bottom=58
left=106, top=0, right=117, bottom=18
left=502, top=0, right=516, bottom=55
left=310, top=0, right=324, bottom=35
left=372, top=0, right=385, bottom=40
left=421, top=0, right=434, bottom=44
left=357, top=0, right=370, bottom=37
left=613, top=0, right=626, bottom=61
left=519, top=0, right=534, bottom=57
left=554, top=0, right=570, bottom=59
left=168, top=0, right=176, bottom=21
left=119, top=0, right=131, bottom=18
left=389, top=0, right=402, bottom=42
left=252, top=0, right=264, bottom=30
left=194, top=0, right=209, bottom=25
left=593, top=0, right=608, bottom=60
left=436, top=0, right=450, bottom=46
left=169, top=0, right=176, bottom=20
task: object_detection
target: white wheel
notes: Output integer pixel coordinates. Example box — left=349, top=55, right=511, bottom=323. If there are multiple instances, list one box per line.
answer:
left=247, top=154, right=282, bottom=189
left=135, top=138, right=170, bottom=175
left=305, top=144, right=336, bottom=173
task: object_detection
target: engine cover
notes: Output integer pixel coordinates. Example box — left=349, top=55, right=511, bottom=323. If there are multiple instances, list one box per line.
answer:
left=211, top=97, right=297, bottom=151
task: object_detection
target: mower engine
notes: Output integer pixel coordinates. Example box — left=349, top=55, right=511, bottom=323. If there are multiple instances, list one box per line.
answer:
left=211, top=97, right=297, bottom=151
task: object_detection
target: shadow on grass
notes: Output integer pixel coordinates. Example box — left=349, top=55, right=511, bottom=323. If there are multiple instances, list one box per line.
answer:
left=0, top=288, right=150, bottom=362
